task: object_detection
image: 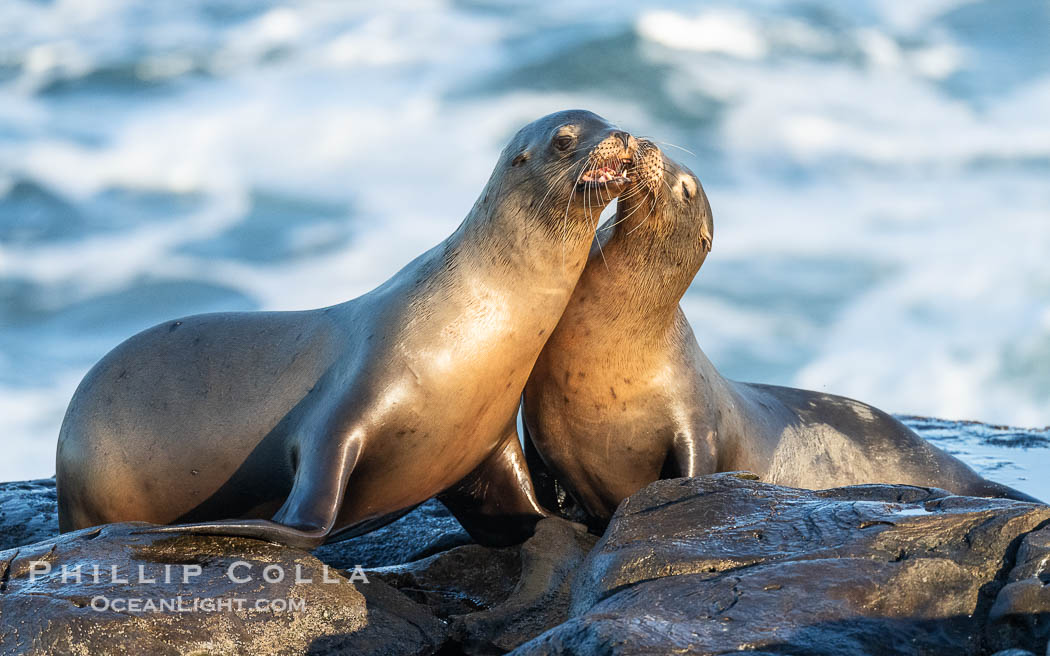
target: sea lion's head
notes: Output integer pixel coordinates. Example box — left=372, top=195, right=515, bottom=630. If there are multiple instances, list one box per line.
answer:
left=496, top=110, right=638, bottom=234
left=610, top=140, right=713, bottom=275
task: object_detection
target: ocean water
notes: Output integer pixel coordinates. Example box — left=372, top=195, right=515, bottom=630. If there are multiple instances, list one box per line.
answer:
left=1, top=0, right=1048, bottom=497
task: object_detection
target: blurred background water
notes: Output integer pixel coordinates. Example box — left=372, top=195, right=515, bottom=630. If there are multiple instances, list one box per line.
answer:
left=1, top=0, right=1048, bottom=495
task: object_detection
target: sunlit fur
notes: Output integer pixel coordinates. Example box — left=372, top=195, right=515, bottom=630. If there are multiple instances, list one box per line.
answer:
left=56, top=110, right=642, bottom=549
left=524, top=144, right=1038, bottom=524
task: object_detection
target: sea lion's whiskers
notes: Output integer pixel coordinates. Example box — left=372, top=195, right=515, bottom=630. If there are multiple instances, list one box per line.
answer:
left=624, top=191, right=659, bottom=236
left=531, top=155, right=590, bottom=233
left=602, top=184, right=655, bottom=232
left=587, top=176, right=611, bottom=271
left=533, top=159, right=581, bottom=220
left=605, top=197, right=650, bottom=232
left=654, top=140, right=697, bottom=158
left=547, top=156, right=589, bottom=215
left=561, top=155, right=591, bottom=267
left=623, top=176, right=675, bottom=236
left=604, top=200, right=646, bottom=232
left=602, top=189, right=647, bottom=231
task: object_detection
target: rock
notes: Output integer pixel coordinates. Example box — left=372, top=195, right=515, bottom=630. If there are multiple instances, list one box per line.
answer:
left=0, top=479, right=58, bottom=552
left=373, top=518, right=597, bottom=655
left=371, top=543, right=522, bottom=619
left=452, top=518, right=597, bottom=655
left=0, top=522, right=448, bottom=655
left=514, top=473, right=1050, bottom=656
left=5, top=450, right=1050, bottom=655
left=312, top=500, right=472, bottom=569
left=988, top=524, right=1050, bottom=651
left=0, top=478, right=471, bottom=570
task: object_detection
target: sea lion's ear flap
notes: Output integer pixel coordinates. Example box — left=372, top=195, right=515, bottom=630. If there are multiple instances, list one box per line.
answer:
left=700, top=218, right=713, bottom=253
left=511, top=152, right=530, bottom=167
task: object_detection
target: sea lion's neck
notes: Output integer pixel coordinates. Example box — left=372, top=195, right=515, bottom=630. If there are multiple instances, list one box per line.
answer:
left=450, top=180, right=597, bottom=295
left=571, top=216, right=705, bottom=335
left=409, top=189, right=597, bottom=379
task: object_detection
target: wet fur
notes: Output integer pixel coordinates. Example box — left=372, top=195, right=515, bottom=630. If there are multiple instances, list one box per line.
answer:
left=523, top=145, right=1040, bottom=525
left=56, top=110, right=638, bottom=548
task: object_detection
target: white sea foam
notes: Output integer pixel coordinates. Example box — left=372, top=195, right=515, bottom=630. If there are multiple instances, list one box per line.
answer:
left=1, top=0, right=1048, bottom=492
left=638, top=9, right=768, bottom=60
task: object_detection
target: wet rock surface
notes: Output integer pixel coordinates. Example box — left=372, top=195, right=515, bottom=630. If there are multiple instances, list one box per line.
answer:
left=373, top=517, right=598, bottom=655
left=0, top=523, right=448, bottom=656
left=988, top=524, right=1050, bottom=651
left=447, top=518, right=596, bottom=654
left=312, top=500, right=472, bottom=570
left=370, top=543, right=523, bottom=620
left=0, top=479, right=472, bottom=571
left=3, top=465, right=1050, bottom=655
left=515, top=472, right=1050, bottom=656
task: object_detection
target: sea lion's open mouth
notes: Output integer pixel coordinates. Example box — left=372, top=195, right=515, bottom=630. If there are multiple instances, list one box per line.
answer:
left=577, top=156, right=631, bottom=189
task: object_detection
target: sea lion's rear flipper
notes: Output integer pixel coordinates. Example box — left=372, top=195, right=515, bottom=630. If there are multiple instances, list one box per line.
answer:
left=135, top=432, right=364, bottom=550
left=958, top=476, right=1044, bottom=504
left=134, top=518, right=330, bottom=550
left=439, top=425, right=550, bottom=547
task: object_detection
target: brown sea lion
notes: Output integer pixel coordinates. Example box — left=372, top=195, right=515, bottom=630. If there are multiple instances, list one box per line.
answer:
left=522, top=143, right=1040, bottom=524
left=56, top=110, right=639, bottom=548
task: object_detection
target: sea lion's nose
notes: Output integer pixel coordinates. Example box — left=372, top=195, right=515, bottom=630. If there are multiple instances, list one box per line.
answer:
left=612, top=131, right=631, bottom=150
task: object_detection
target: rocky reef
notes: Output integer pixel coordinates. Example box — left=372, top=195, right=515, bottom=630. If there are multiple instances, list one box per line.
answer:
left=2, top=439, right=1049, bottom=654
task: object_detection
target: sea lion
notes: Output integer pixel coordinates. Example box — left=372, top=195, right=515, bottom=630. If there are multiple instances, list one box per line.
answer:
left=522, top=143, right=1040, bottom=524
left=56, top=109, right=640, bottom=548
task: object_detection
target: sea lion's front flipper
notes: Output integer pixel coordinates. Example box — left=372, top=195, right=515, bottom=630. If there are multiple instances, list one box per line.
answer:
left=669, top=428, right=718, bottom=478
left=439, top=425, right=550, bottom=547
left=135, top=432, right=364, bottom=550
left=522, top=418, right=561, bottom=512
left=523, top=418, right=589, bottom=524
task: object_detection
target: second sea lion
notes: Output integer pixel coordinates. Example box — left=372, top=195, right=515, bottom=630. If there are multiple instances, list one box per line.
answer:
left=522, top=143, right=1039, bottom=523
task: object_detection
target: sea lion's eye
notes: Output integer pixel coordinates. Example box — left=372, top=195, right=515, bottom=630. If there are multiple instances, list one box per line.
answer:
left=553, top=135, right=575, bottom=151
left=681, top=181, right=693, bottom=200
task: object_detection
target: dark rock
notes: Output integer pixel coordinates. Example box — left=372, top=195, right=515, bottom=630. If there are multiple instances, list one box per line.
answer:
left=0, top=479, right=58, bottom=552
left=371, top=543, right=523, bottom=619
left=0, top=522, right=448, bottom=655
left=514, top=473, right=1050, bottom=656
left=373, top=517, right=597, bottom=656
left=988, top=524, right=1050, bottom=651
left=5, top=459, right=1050, bottom=655
left=0, top=478, right=471, bottom=570
left=312, top=500, right=473, bottom=569
left=450, top=518, right=597, bottom=655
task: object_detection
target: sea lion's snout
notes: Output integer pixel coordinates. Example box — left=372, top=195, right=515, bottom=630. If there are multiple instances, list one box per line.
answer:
left=578, top=157, right=630, bottom=186
left=626, top=140, right=664, bottom=194
left=506, top=111, right=639, bottom=211
left=576, top=131, right=637, bottom=195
